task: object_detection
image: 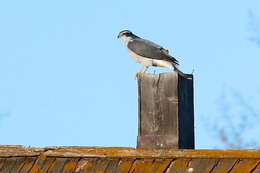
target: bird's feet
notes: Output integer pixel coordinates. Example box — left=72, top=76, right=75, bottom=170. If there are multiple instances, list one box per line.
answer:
left=135, top=72, right=142, bottom=80
left=135, top=67, right=149, bottom=80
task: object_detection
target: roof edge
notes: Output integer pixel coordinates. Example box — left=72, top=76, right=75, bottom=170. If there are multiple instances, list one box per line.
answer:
left=1, top=145, right=260, bottom=159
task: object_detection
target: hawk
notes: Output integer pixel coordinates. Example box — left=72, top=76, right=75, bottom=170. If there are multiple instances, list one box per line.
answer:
left=118, top=30, right=189, bottom=78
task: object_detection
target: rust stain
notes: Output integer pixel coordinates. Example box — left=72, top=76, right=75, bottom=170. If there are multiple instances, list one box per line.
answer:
left=253, top=163, right=260, bottom=173
left=47, top=160, right=56, bottom=172
left=29, top=154, right=47, bottom=173
left=22, top=162, right=32, bottom=169
left=187, top=158, right=218, bottom=173
left=134, top=159, right=155, bottom=173
left=63, top=161, right=78, bottom=171
left=93, top=159, right=111, bottom=173
left=49, top=158, right=70, bottom=172
left=211, top=159, right=238, bottom=173
left=117, top=159, right=134, bottom=173
left=2, top=146, right=260, bottom=159
left=82, top=161, right=93, bottom=171
left=40, top=154, right=47, bottom=160
left=229, top=159, right=260, bottom=173
left=166, top=158, right=190, bottom=172
left=0, top=156, right=260, bottom=173
left=129, top=159, right=137, bottom=173
left=19, top=157, right=37, bottom=173
left=29, top=165, right=42, bottom=173
left=151, top=159, right=172, bottom=173
left=75, top=159, right=88, bottom=172
left=43, top=147, right=260, bottom=159
left=1, top=146, right=260, bottom=172
left=75, top=159, right=96, bottom=173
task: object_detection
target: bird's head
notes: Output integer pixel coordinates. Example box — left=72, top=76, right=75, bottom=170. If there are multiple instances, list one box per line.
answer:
left=117, top=30, right=135, bottom=39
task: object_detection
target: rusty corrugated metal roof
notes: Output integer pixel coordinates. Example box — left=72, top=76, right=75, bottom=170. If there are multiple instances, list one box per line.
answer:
left=0, top=145, right=260, bottom=172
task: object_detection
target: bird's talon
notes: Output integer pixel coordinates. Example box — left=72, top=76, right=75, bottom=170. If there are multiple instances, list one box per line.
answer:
left=135, top=72, right=142, bottom=79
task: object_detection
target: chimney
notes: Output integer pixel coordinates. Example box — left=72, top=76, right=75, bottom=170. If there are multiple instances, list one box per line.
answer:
left=137, top=72, right=194, bottom=149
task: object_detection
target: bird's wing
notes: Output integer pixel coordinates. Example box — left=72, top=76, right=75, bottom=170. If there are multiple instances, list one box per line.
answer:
left=127, top=38, right=179, bottom=65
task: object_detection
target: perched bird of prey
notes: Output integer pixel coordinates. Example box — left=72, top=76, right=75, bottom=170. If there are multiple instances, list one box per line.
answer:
left=118, top=30, right=190, bottom=78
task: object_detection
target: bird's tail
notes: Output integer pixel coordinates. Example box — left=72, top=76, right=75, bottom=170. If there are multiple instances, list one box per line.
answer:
left=172, top=64, right=192, bottom=79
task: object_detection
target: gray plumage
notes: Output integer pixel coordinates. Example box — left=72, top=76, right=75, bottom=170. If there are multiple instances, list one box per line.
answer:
left=127, top=38, right=179, bottom=65
left=118, top=30, right=190, bottom=78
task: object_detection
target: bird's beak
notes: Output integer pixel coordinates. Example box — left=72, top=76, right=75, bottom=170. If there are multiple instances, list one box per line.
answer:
left=117, top=34, right=120, bottom=39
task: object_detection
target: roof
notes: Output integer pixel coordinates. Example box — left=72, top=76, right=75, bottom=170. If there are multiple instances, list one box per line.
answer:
left=1, top=145, right=260, bottom=172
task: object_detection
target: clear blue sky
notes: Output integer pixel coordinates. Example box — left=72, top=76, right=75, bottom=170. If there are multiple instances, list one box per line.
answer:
left=0, top=1, right=259, bottom=148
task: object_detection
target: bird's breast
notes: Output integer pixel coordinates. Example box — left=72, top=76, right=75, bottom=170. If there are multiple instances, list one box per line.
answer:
left=127, top=48, right=153, bottom=67
left=127, top=49, right=140, bottom=62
